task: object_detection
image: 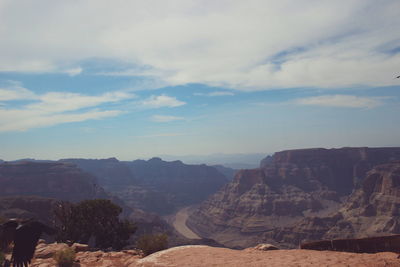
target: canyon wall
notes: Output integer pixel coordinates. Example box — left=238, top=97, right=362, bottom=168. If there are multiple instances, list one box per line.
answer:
left=187, top=147, right=400, bottom=248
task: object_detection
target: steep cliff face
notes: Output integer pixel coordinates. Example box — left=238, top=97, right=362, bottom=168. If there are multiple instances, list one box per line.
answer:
left=0, top=161, right=108, bottom=202
left=60, top=158, right=136, bottom=189
left=0, top=196, right=58, bottom=224
left=61, top=157, right=229, bottom=215
left=122, top=158, right=229, bottom=214
left=327, top=160, right=400, bottom=237
left=187, top=147, right=400, bottom=248
left=274, top=161, right=400, bottom=245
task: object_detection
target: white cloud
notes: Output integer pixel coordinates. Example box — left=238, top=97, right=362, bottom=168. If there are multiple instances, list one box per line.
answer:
left=0, top=1, right=399, bottom=90
left=194, top=91, right=235, bottom=97
left=29, top=91, right=135, bottom=113
left=0, top=82, right=36, bottom=101
left=140, top=95, right=186, bottom=108
left=0, top=109, right=121, bottom=132
left=0, top=85, right=135, bottom=132
left=150, top=115, right=184, bottom=122
left=294, top=95, right=386, bottom=108
left=64, top=67, right=83, bottom=76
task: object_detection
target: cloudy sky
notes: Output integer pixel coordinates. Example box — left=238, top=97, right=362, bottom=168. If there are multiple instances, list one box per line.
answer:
left=0, top=0, right=399, bottom=160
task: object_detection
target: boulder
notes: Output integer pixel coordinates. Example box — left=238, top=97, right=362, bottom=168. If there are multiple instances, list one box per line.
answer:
left=253, top=243, right=279, bottom=251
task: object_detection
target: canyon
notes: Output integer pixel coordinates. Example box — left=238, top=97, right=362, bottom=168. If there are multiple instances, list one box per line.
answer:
left=61, top=157, right=229, bottom=215
left=2, top=147, right=400, bottom=253
left=187, top=147, right=400, bottom=248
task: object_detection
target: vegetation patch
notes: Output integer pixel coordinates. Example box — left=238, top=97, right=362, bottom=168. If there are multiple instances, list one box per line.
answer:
left=53, top=247, right=76, bottom=267
left=137, top=233, right=168, bottom=256
left=0, top=251, right=5, bottom=266
left=54, top=199, right=136, bottom=249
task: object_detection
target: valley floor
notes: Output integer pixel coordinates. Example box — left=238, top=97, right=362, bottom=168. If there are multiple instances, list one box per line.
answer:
left=168, top=206, right=201, bottom=239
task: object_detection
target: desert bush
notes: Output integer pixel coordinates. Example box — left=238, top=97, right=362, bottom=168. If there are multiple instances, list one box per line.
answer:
left=53, top=247, right=76, bottom=267
left=137, top=233, right=168, bottom=256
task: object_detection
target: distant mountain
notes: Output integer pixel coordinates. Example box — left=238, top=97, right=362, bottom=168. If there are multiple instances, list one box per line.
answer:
left=159, top=153, right=267, bottom=169
left=187, top=147, right=400, bottom=248
left=0, top=161, right=109, bottom=202
left=122, top=157, right=229, bottom=214
left=60, top=157, right=136, bottom=189
left=61, top=157, right=229, bottom=215
left=212, top=165, right=237, bottom=180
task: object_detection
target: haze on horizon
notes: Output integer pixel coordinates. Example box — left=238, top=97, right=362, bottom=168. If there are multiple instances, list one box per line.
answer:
left=0, top=0, right=399, bottom=161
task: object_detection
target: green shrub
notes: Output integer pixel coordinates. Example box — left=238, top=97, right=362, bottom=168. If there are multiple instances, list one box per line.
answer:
left=53, top=247, right=76, bottom=267
left=137, top=233, right=168, bottom=256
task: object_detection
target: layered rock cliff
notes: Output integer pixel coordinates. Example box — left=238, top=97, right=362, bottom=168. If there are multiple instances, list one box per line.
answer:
left=0, top=161, right=108, bottom=202
left=60, top=158, right=136, bottom=189
left=187, top=147, right=400, bottom=248
left=324, top=160, right=400, bottom=238
left=62, top=157, right=229, bottom=215
left=0, top=196, right=58, bottom=224
left=126, top=158, right=228, bottom=214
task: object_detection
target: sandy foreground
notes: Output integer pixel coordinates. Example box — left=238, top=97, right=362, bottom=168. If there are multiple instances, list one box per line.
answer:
left=29, top=243, right=400, bottom=266
left=135, top=245, right=400, bottom=267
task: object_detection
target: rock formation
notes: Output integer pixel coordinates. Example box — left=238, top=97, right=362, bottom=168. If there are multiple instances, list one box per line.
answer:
left=60, top=158, right=136, bottom=190
left=0, top=196, right=58, bottom=225
left=187, top=147, right=400, bottom=248
left=0, top=161, right=108, bottom=202
left=125, top=158, right=228, bottom=214
left=63, top=157, right=229, bottom=215
left=211, top=165, right=237, bottom=180
left=300, top=234, right=400, bottom=253
left=303, top=160, right=400, bottom=238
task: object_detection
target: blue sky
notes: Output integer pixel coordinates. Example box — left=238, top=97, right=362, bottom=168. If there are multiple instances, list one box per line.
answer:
left=0, top=0, right=399, bottom=160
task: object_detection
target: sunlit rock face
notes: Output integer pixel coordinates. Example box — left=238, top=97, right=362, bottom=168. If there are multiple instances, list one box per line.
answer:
left=325, top=161, right=400, bottom=237
left=187, top=147, right=400, bottom=248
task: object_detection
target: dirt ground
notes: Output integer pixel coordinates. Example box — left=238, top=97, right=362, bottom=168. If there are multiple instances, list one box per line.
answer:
left=135, top=245, right=400, bottom=267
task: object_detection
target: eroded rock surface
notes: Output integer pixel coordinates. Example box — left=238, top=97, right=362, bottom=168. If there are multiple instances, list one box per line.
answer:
left=0, top=162, right=107, bottom=202
left=188, top=147, right=400, bottom=248
left=62, top=157, right=229, bottom=215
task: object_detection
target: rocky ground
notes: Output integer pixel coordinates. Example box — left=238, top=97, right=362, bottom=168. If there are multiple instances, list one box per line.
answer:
left=9, top=242, right=399, bottom=267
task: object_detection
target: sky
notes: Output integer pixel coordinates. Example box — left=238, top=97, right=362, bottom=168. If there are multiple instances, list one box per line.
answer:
left=0, top=0, right=399, bottom=161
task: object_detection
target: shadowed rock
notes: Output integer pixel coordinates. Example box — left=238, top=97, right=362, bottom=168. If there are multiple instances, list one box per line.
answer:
left=301, top=234, right=400, bottom=253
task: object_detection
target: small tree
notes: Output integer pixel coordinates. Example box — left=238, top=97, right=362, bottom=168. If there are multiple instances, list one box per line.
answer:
left=54, top=199, right=136, bottom=249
